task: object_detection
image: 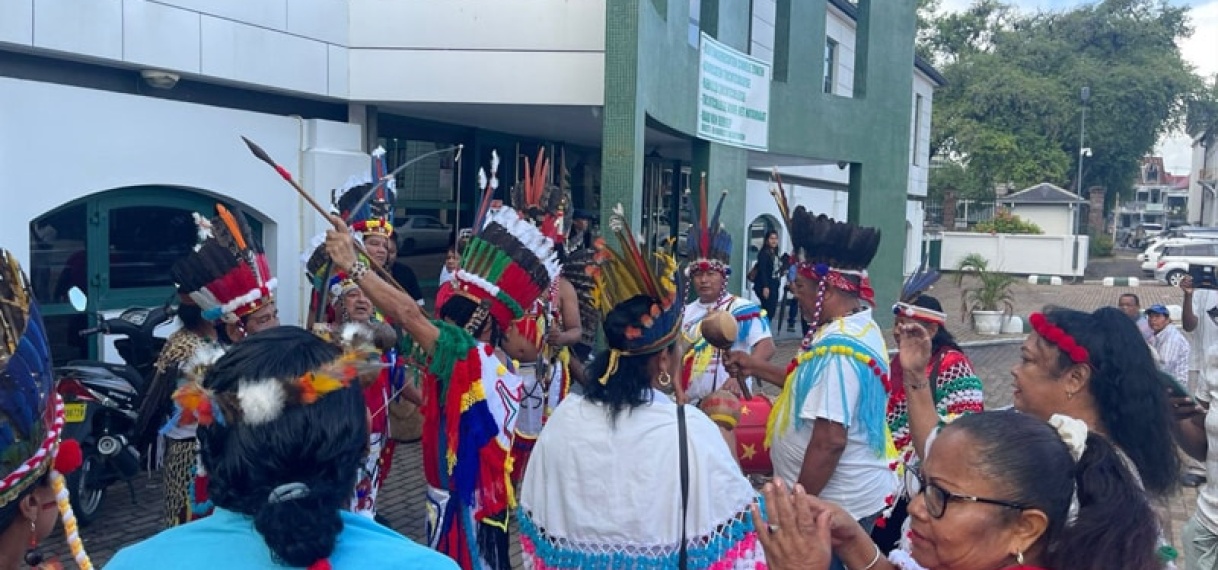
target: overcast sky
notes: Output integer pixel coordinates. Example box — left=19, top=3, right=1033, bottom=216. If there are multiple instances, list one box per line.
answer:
left=938, top=0, right=1218, bottom=174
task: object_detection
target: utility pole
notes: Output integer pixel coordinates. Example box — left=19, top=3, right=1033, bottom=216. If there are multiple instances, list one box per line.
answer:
left=1073, top=86, right=1090, bottom=279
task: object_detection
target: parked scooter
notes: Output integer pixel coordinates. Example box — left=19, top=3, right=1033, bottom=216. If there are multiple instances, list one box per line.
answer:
left=55, top=288, right=176, bottom=524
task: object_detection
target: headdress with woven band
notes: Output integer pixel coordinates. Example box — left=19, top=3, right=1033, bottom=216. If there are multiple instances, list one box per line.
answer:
left=453, top=203, right=559, bottom=332
left=333, top=146, right=395, bottom=238
left=0, top=250, right=92, bottom=569
left=588, top=204, right=683, bottom=384
left=686, top=172, right=732, bottom=276
left=892, top=265, right=945, bottom=326
left=510, top=146, right=569, bottom=246
left=170, top=327, right=384, bottom=430
left=302, top=234, right=376, bottom=325
left=1029, top=312, right=1091, bottom=364
left=172, top=205, right=278, bottom=324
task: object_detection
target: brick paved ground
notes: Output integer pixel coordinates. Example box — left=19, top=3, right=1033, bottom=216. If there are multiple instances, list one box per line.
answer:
left=44, top=278, right=1201, bottom=568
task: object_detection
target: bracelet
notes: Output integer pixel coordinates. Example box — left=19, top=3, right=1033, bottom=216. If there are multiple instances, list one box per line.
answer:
left=349, top=261, right=370, bottom=282
left=852, top=544, right=883, bottom=570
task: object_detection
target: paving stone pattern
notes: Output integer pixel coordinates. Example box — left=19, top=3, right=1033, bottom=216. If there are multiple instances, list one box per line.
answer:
left=43, top=282, right=1200, bottom=568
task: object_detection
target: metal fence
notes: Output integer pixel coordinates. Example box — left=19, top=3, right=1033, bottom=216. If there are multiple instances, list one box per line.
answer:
left=924, top=199, right=998, bottom=229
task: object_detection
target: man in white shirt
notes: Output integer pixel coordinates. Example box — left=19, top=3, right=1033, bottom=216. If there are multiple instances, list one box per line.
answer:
left=1183, top=275, right=1218, bottom=488
left=1147, top=304, right=1190, bottom=384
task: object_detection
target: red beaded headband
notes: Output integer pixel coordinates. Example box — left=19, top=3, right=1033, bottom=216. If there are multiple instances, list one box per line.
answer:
left=1029, top=312, right=1090, bottom=364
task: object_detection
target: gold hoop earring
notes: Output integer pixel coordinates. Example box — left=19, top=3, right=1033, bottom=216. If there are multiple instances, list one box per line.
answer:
left=656, top=370, right=672, bottom=388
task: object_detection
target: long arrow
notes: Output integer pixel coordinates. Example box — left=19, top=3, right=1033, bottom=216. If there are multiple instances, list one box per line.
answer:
left=240, top=136, right=406, bottom=297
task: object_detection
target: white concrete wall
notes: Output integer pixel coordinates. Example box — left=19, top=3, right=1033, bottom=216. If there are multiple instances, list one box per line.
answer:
left=0, top=0, right=349, bottom=98
left=0, top=77, right=367, bottom=330
left=1189, top=137, right=1218, bottom=226
left=347, top=0, right=605, bottom=105
left=941, top=233, right=1090, bottom=277
left=1008, top=204, right=1073, bottom=236
left=826, top=4, right=856, bottom=97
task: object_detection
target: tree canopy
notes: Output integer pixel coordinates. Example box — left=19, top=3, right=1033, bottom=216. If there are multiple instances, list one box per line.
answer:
left=925, top=0, right=1202, bottom=205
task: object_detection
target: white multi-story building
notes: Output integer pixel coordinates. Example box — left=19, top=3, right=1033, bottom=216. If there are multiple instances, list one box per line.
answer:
left=1188, top=133, right=1218, bottom=226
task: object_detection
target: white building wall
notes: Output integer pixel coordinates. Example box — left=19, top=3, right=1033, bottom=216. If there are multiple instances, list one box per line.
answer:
left=0, top=76, right=367, bottom=329
left=347, top=0, right=605, bottom=105
left=909, top=71, right=934, bottom=198
left=0, top=0, right=349, bottom=98
left=1008, top=205, right=1073, bottom=236
left=1189, top=137, right=1218, bottom=226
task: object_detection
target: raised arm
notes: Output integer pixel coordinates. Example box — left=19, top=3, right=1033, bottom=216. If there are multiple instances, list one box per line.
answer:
left=325, top=215, right=439, bottom=353
left=896, top=323, right=938, bottom=462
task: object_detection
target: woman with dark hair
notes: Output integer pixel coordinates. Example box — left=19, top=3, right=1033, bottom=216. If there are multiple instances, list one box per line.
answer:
left=0, top=249, right=91, bottom=570
left=517, top=207, right=765, bottom=568
left=756, top=408, right=1164, bottom=570
left=751, top=230, right=781, bottom=324
left=1014, top=307, right=1179, bottom=498
left=874, top=273, right=984, bottom=552
left=107, top=326, right=457, bottom=569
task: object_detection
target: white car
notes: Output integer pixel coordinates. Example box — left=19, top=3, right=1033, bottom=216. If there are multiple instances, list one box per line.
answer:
left=1154, top=242, right=1218, bottom=286
left=396, top=215, right=452, bottom=254
left=1140, top=238, right=1218, bottom=275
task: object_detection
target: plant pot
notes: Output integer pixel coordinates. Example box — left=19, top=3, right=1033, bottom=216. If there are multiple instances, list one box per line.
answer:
left=972, top=310, right=1004, bottom=335
left=1001, top=315, right=1024, bottom=334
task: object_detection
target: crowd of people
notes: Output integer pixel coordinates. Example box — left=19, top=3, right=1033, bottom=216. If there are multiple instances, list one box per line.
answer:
left=4, top=147, right=1214, bottom=570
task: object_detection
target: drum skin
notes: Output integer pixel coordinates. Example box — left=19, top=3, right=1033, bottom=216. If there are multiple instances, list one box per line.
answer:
left=735, top=394, right=774, bottom=475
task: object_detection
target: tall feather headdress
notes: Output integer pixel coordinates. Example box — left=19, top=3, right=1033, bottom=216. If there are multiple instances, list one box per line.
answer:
left=510, top=146, right=568, bottom=246
left=686, top=172, right=732, bottom=275
left=588, top=205, right=683, bottom=358
left=172, top=204, right=278, bottom=323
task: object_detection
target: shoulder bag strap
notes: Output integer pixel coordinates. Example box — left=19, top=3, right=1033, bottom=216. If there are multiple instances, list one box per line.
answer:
left=678, top=404, right=690, bottom=570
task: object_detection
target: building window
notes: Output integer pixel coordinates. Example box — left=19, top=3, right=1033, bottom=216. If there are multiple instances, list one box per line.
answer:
left=824, top=38, right=838, bottom=94
left=913, top=94, right=924, bottom=166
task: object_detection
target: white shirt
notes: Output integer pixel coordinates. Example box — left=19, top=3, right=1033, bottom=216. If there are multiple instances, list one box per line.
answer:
left=769, top=309, right=896, bottom=520
left=1151, top=324, right=1190, bottom=384
left=1190, top=290, right=1218, bottom=385
left=680, top=295, right=772, bottom=402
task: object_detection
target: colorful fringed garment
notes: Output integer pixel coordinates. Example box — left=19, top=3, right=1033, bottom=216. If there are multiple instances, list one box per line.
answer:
left=351, top=345, right=401, bottom=517
left=681, top=294, right=770, bottom=402
left=404, top=320, right=521, bottom=570
left=765, top=310, right=898, bottom=520
left=518, top=392, right=766, bottom=569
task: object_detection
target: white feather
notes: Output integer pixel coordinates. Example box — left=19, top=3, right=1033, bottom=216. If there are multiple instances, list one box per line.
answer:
left=237, top=380, right=286, bottom=425
left=371, top=146, right=386, bottom=159
left=478, top=168, right=488, bottom=191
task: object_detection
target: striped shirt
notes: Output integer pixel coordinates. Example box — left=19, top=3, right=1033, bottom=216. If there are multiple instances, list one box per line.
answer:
left=1152, top=324, right=1191, bottom=383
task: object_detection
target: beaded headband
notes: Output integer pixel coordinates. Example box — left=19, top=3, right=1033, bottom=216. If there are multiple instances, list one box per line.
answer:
left=892, top=302, right=946, bottom=325
left=1029, top=312, right=1090, bottom=364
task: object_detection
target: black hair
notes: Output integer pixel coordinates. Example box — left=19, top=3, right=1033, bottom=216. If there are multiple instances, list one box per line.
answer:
left=1041, top=306, right=1179, bottom=497
left=1118, top=293, right=1141, bottom=306
left=177, top=302, right=206, bottom=330
left=945, top=412, right=1159, bottom=570
left=911, top=294, right=962, bottom=353
left=198, top=326, right=366, bottom=568
left=584, top=295, right=669, bottom=421
left=438, top=294, right=501, bottom=347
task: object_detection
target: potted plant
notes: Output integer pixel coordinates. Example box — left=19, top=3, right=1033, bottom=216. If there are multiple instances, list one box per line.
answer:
left=954, top=253, right=1015, bottom=335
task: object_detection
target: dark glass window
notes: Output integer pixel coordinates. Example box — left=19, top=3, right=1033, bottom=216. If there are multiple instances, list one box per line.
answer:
left=107, top=206, right=198, bottom=290
left=29, top=203, right=87, bottom=304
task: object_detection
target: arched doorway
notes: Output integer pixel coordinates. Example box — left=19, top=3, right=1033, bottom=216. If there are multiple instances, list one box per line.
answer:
left=29, top=186, right=263, bottom=364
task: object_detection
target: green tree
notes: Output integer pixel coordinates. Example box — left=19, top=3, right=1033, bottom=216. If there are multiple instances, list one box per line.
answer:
left=924, top=0, right=1201, bottom=208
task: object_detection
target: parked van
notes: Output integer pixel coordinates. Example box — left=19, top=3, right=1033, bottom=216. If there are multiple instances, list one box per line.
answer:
left=1155, top=242, right=1218, bottom=286
left=1140, top=237, right=1218, bottom=275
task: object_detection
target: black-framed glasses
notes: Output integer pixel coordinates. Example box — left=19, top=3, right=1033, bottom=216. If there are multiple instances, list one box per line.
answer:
left=905, top=468, right=1028, bottom=519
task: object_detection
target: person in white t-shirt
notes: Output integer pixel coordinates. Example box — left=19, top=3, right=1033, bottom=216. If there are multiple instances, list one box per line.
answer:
left=1182, top=275, right=1218, bottom=489
left=680, top=187, right=774, bottom=404
left=729, top=206, right=894, bottom=570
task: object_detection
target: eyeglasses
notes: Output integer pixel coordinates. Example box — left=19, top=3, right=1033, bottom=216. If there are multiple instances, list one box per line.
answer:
left=905, top=468, right=1028, bottom=519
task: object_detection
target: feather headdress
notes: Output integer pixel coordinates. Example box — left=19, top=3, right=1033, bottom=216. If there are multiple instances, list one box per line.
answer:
left=172, top=204, right=277, bottom=323
left=510, top=146, right=569, bottom=245
left=588, top=205, right=683, bottom=369
left=0, top=249, right=93, bottom=569
left=892, top=266, right=945, bottom=325
left=333, top=147, right=396, bottom=238
left=686, top=172, right=732, bottom=275
left=450, top=202, right=560, bottom=331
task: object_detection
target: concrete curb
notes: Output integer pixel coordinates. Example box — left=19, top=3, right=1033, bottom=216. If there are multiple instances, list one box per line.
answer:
left=1028, top=275, right=1063, bottom=285
left=959, top=336, right=1026, bottom=348
left=1102, top=277, right=1141, bottom=287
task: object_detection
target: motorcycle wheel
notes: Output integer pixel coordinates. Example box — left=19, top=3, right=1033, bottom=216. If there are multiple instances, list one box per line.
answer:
left=66, top=453, right=106, bottom=525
